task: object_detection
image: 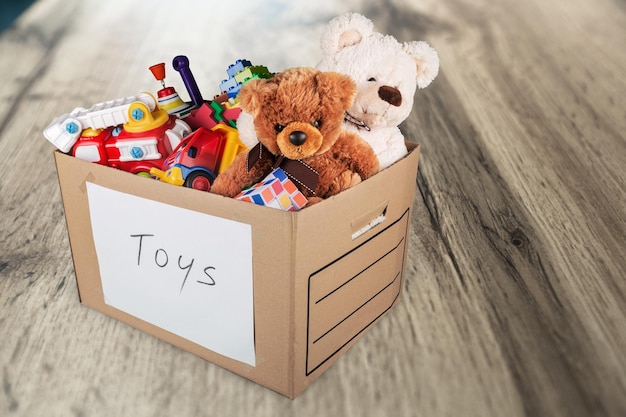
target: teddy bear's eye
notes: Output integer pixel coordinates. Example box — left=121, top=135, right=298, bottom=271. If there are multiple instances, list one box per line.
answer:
left=311, top=119, right=322, bottom=128
left=275, top=124, right=285, bottom=132
left=368, top=77, right=377, bottom=82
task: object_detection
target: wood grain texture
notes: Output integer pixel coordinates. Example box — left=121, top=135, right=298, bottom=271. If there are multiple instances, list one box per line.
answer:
left=1, top=0, right=624, bottom=416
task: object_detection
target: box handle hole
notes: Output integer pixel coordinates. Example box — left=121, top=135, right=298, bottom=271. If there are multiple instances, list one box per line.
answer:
left=351, top=202, right=388, bottom=240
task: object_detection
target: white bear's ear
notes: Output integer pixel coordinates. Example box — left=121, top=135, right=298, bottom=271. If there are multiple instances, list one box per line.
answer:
left=321, top=12, right=374, bottom=56
left=403, top=41, right=440, bottom=89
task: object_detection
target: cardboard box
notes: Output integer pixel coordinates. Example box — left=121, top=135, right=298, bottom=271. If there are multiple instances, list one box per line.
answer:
left=54, top=142, right=420, bottom=399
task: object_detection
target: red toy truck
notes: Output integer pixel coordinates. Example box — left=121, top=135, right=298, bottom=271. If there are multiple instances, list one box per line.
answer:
left=150, top=124, right=246, bottom=191
left=71, top=102, right=191, bottom=175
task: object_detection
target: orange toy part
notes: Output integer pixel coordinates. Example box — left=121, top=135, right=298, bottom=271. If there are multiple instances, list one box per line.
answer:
left=149, top=62, right=166, bottom=81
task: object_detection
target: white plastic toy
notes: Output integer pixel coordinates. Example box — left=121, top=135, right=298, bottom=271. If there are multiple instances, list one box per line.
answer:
left=43, top=93, right=158, bottom=152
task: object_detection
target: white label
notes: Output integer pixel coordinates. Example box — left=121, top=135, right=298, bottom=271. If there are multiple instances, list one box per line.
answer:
left=86, top=182, right=255, bottom=366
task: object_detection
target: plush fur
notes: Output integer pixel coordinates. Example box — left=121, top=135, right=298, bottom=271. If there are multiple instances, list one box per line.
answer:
left=211, top=67, right=379, bottom=205
left=233, top=109, right=258, bottom=149
left=316, top=12, right=439, bottom=169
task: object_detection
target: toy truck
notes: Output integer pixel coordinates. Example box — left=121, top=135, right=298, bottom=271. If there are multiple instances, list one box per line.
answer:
left=149, top=124, right=246, bottom=191
left=43, top=93, right=158, bottom=153
left=44, top=91, right=191, bottom=175
left=70, top=101, right=191, bottom=175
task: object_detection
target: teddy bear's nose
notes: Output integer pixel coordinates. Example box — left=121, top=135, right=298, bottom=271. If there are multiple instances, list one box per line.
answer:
left=289, top=131, right=307, bottom=146
left=378, top=85, right=402, bottom=107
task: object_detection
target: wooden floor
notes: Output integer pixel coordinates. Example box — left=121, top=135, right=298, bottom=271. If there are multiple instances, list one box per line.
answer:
left=1, top=0, right=624, bottom=416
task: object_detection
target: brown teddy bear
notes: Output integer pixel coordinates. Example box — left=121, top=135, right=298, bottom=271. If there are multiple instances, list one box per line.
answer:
left=211, top=67, right=379, bottom=205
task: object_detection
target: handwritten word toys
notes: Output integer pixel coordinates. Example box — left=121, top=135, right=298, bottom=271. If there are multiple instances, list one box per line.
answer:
left=150, top=125, right=246, bottom=192
left=234, top=168, right=308, bottom=211
left=130, top=233, right=216, bottom=293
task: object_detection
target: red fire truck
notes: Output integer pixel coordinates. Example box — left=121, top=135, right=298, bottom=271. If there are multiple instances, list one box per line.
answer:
left=45, top=93, right=191, bottom=175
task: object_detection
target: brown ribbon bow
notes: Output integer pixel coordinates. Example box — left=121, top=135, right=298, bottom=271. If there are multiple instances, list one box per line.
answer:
left=246, top=143, right=319, bottom=195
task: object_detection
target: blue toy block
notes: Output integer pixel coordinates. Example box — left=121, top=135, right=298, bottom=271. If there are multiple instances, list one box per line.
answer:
left=226, top=59, right=252, bottom=78
left=219, top=77, right=239, bottom=94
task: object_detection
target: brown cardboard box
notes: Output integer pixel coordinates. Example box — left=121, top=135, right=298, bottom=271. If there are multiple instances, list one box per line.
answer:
left=54, top=142, right=420, bottom=399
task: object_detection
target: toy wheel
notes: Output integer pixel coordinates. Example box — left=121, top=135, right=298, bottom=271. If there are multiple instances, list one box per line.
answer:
left=184, top=171, right=213, bottom=192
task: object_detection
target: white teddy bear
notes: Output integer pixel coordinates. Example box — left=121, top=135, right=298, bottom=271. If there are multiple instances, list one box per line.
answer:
left=316, top=12, right=440, bottom=170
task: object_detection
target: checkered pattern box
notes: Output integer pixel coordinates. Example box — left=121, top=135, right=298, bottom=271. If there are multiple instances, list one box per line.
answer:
left=235, top=168, right=308, bottom=211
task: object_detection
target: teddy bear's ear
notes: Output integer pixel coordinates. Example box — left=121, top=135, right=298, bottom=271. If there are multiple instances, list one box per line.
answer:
left=321, top=12, right=374, bottom=56
left=403, top=41, right=440, bottom=89
left=238, top=78, right=276, bottom=116
left=316, top=71, right=357, bottom=110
